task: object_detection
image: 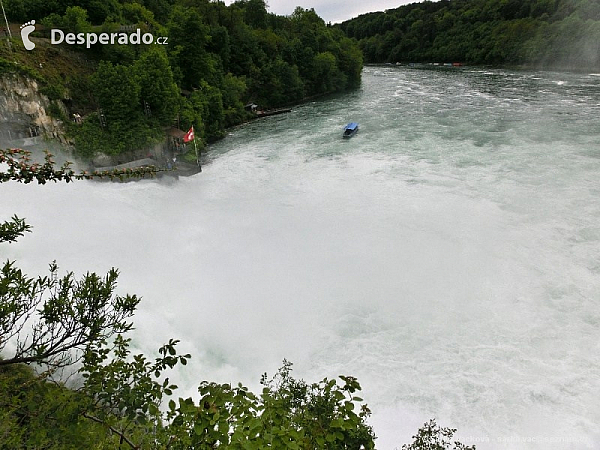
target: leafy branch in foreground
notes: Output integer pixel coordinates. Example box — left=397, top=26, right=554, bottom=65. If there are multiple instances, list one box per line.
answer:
left=162, top=359, right=375, bottom=450
left=0, top=160, right=376, bottom=448
left=0, top=151, right=381, bottom=449
left=0, top=151, right=472, bottom=449
left=0, top=260, right=140, bottom=369
left=0, top=148, right=162, bottom=183
left=77, top=335, right=190, bottom=449
left=0, top=148, right=153, bottom=370
left=0, top=215, right=32, bottom=243
left=403, top=419, right=476, bottom=450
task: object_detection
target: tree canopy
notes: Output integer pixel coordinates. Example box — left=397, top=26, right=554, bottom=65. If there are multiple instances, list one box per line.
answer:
left=337, top=0, right=600, bottom=69
left=2, top=0, right=363, bottom=159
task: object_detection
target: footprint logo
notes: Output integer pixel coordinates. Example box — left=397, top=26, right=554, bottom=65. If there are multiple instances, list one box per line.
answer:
left=20, top=20, right=36, bottom=51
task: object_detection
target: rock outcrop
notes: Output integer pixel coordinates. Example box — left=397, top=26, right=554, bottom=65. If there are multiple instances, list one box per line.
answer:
left=0, top=74, right=68, bottom=148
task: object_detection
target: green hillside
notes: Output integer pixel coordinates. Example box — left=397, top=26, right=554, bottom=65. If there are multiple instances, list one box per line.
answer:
left=1, top=0, right=362, bottom=159
left=338, top=0, right=600, bottom=69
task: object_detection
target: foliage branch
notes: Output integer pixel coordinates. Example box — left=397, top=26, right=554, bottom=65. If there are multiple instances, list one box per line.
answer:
left=1, top=145, right=477, bottom=449
left=0, top=148, right=162, bottom=183
left=402, top=419, right=476, bottom=450
left=0, top=149, right=376, bottom=448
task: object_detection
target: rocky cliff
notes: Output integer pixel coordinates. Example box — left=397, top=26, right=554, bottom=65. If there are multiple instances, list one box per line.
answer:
left=0, top=72, right=193, bottom=174
left=0, top=74, right=69, bottom=149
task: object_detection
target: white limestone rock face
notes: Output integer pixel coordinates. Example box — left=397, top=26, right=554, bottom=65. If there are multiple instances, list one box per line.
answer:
left=0, top=74, right=68, bottom=147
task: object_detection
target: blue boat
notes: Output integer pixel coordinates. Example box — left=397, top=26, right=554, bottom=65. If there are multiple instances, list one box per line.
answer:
left=343, top=122, right=359, bottom=138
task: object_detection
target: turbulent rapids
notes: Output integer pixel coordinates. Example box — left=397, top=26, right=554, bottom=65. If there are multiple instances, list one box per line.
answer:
left=2, top=66, right=599, bottom=449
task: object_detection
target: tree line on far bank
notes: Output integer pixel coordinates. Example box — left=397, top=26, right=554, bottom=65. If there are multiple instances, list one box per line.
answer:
left=337, top=0, right=600, bottom=70
left=2, top=0, right=363, bottom=158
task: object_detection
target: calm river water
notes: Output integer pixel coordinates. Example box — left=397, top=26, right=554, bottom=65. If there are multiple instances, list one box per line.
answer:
left=2, top=66, right=600, bottom=448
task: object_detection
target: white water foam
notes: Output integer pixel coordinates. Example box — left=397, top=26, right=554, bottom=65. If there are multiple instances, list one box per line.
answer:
left=2, top=67, right=599, bottom=448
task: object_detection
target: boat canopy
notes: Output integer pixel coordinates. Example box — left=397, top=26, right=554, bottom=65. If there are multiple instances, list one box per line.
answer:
left=345, top=122, right=359, bottom=130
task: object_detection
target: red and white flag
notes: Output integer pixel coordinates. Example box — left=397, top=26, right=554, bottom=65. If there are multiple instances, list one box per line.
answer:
left=183, top=126, right=195, bottom=142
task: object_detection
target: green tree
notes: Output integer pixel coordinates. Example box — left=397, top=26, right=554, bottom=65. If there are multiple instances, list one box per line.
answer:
left=0, top=259, right=139, bottom=369
left=337, top=0, right=600, bottom=67
left=243, top=0, right=269, bottom=29
left=0, top=363, right=110, bottom=449
left=42, top=5, right=92, bottom=34
left=79, top=0, right=121, bottom=24
left=312, top=51, right=339, bottom=93
left=3, top=0, right=27, bottom=23
left=121, top=2, right=158, bottom=27
left=143, top=0, right=173, bottom=23
left=76, top=60, right=156, bottom=156
left=402, top=419, right=476, bottom=450
left=62, top=5, right=92, bottom=32
left=93, top=61, right=142, bottom=128
left=191, top=82, right=225, bottom=141
left=133, top=47, right=180, bottom=126
left=163, top=361, right=375, bottom=449
left=220, top=72, right=250, bottom=127
left=168, top=6, right=220, bottom=89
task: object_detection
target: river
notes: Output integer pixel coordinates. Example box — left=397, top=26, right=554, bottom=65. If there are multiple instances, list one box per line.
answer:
left=2, top=66, right=600, bottom=448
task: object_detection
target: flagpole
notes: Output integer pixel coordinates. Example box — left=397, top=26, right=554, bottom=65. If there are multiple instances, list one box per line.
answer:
left=184, top=125, right=201, bottom=172
left=192, top=127, right=201, bottom=172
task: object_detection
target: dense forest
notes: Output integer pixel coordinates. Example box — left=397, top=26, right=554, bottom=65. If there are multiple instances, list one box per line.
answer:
left=1, top=0, right=362, bottom=158
left=338, top=0, right=600, bottom=69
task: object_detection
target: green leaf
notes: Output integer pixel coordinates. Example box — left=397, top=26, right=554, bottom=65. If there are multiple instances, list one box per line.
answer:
left=333, top=390, right=345, bottom=401
left=330, top=418, right=344, bottom=429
